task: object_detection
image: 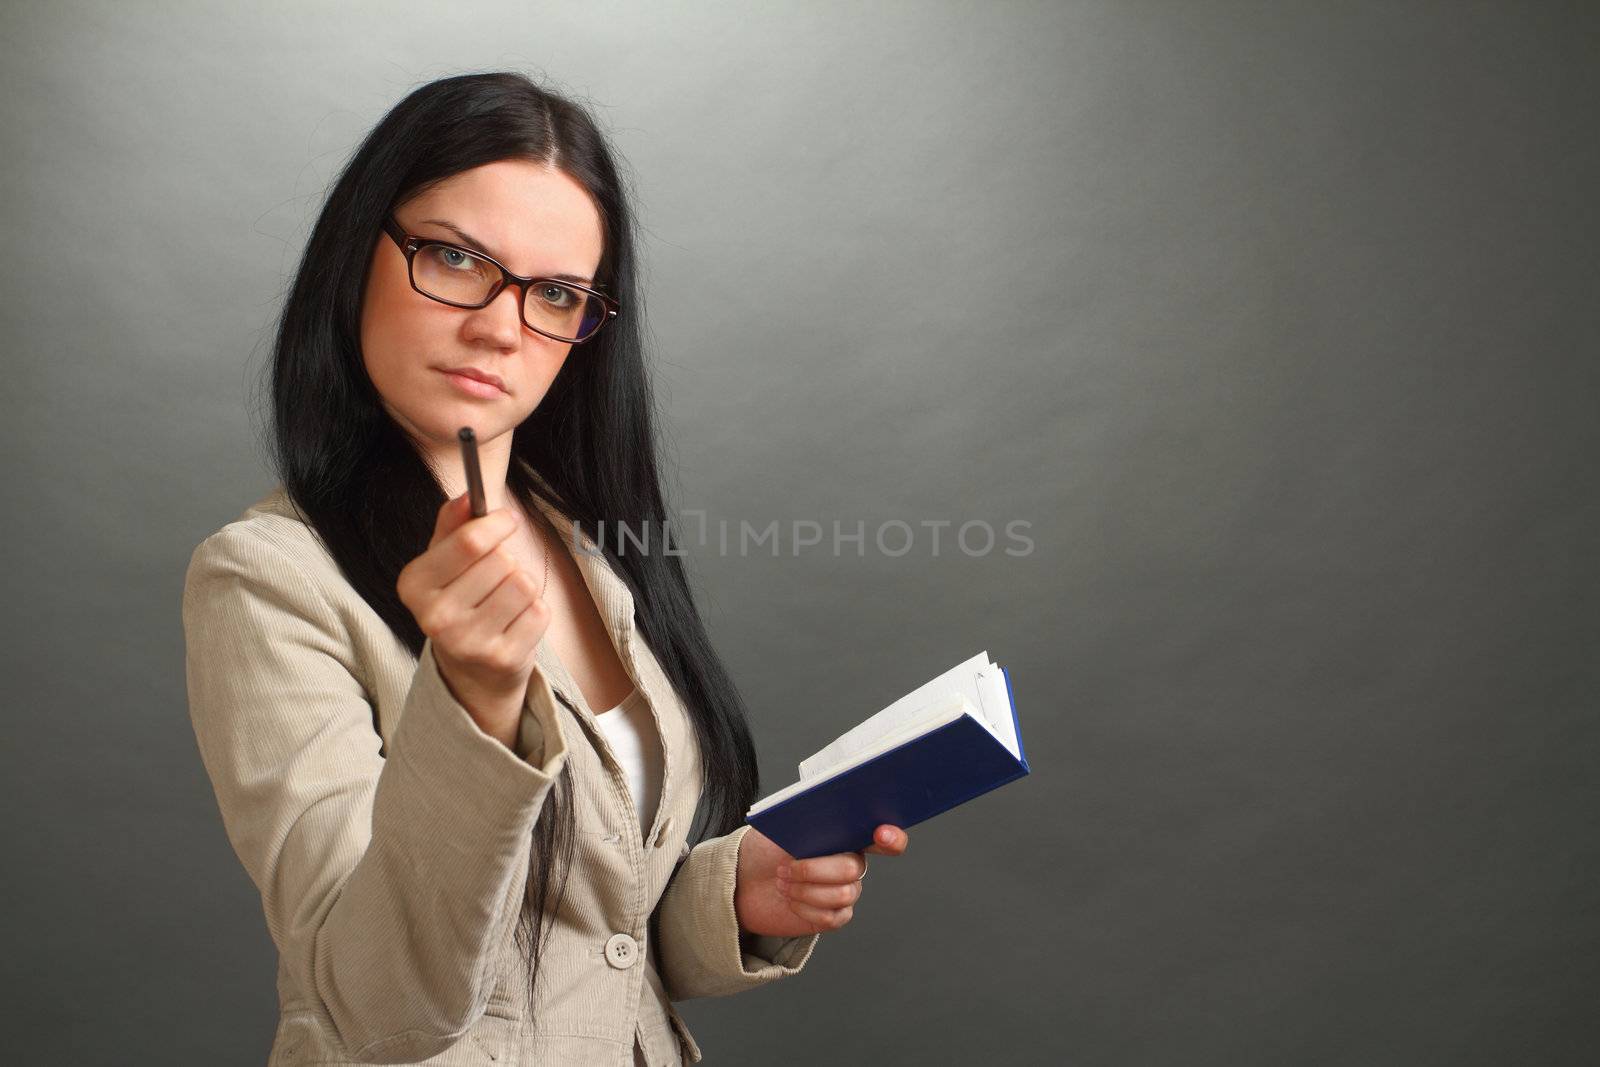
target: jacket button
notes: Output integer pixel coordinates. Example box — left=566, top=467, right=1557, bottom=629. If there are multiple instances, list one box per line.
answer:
left=604, top=932, right=639, bottom=969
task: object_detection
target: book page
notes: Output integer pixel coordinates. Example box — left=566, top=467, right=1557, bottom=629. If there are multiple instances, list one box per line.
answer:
left=973, top=665, right=1019, bottom=759
left=748, top=695, right=974, bottom=817
left=798, top=651, right=995, bottom=781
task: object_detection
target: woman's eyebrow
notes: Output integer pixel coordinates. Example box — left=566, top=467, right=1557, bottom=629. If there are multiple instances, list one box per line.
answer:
left=418, top=217, right=595, bottom=285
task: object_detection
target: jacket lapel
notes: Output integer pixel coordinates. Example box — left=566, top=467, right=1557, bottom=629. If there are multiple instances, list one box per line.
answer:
left=523, top=488, right=684, bottom=848
left=522, top=491, right=640, bottom=719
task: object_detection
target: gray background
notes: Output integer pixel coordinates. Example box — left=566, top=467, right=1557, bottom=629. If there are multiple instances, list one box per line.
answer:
left=3, top=1, right=1595, bottom=1064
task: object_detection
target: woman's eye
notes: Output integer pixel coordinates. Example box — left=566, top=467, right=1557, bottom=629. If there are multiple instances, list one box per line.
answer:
left=422, top=246, right=477, bottom=272
left=538, top=285, right=574, bottom=307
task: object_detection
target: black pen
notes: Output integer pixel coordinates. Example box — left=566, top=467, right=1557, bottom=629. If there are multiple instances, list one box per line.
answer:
left=457, top=427, right=487, bottom=518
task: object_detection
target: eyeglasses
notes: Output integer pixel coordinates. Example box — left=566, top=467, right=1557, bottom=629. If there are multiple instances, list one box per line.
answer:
left=380, top=215, right=618, bottom=344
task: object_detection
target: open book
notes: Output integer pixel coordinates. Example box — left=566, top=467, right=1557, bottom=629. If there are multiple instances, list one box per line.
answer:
left=745, top=651, right=1029, bottom=859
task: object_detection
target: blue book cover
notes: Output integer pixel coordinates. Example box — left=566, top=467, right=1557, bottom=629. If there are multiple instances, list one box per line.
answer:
left=746, top=657, right=1028, bottom=859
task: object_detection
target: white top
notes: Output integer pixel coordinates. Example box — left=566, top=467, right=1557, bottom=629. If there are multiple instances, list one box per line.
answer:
left=592, top=686, right=663, bottom=841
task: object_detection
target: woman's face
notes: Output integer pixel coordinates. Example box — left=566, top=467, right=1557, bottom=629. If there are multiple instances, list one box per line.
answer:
left=360, top=159, right=605, bottom=454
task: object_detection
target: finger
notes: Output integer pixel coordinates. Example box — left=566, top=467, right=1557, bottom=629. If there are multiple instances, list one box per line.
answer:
left=408, top=545, right=519, bottom=636
left=455, top=545, right=523, bottom=610
left=780, top=879, right=862, bottom=908
left=414, top=509, right=518, bottom=592
left=788, top=850, right=868, bottom=884
left=472, top=567, right=544, bottom=635
left=784, top=899, right=854, bottom=931
left=435, top=570, right=544, bottom=672
left=863, top=825, right=909, bottom=856
left=503, top=593, right=552, bottom=645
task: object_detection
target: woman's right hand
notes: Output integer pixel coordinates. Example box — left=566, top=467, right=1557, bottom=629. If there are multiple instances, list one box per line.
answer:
left=396, top=492, right=552, bottom=748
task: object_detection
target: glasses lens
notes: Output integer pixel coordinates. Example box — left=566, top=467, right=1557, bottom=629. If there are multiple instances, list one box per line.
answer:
left=412, top=244, right=499, bottom=305
left=525, top=281, right=606, bottom=342
left=412, top=243, right=606, bottom=342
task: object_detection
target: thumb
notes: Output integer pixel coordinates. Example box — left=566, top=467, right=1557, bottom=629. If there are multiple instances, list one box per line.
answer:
left=429, top=490, right=475, bottom=548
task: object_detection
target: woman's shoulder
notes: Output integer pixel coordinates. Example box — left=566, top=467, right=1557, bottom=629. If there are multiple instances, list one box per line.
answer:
left=184, top=484, right=345, bottom=602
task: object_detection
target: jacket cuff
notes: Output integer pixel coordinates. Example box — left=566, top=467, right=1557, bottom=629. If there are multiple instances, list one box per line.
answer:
left=386, top=637, right=569, bottom=820
left=653, top=824, right=819, bottom=1000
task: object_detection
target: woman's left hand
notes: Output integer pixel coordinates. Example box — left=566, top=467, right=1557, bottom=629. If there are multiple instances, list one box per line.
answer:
left=734, top=824, right=910, bottom=938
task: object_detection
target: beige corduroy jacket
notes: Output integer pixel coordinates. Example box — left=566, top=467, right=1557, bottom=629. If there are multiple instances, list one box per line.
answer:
left=182, top=484, right=819, bottom=1066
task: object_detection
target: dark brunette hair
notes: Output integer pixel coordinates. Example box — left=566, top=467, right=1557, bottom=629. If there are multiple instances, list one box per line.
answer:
left=256, top=69, right=760, bottom=1028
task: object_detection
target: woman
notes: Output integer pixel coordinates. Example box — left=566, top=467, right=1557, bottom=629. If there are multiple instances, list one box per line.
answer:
left=182, top=71, right=909, bottom=1066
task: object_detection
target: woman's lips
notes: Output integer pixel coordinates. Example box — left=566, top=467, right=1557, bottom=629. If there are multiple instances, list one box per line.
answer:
left=438, top=369, right=505, bottom=399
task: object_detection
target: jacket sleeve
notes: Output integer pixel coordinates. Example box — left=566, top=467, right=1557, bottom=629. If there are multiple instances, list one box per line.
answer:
left=652, top=823, right=820, bottom=1000
left=181, top=526, right=569, bottom=1064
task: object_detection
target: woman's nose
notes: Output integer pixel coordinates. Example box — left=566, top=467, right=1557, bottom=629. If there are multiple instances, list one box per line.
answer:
left=464, top=284, right=525, bottom=346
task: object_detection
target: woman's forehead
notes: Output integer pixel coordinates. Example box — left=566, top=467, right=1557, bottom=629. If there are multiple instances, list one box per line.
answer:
left=405, top=161, right=603, bottom=273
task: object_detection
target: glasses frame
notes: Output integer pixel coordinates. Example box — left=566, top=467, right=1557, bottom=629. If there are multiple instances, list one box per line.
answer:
left=380, top=215, right=618, bottom=343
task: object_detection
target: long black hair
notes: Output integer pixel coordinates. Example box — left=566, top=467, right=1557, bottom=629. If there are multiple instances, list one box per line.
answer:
left=256, top=70, right=760, bottom=1020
